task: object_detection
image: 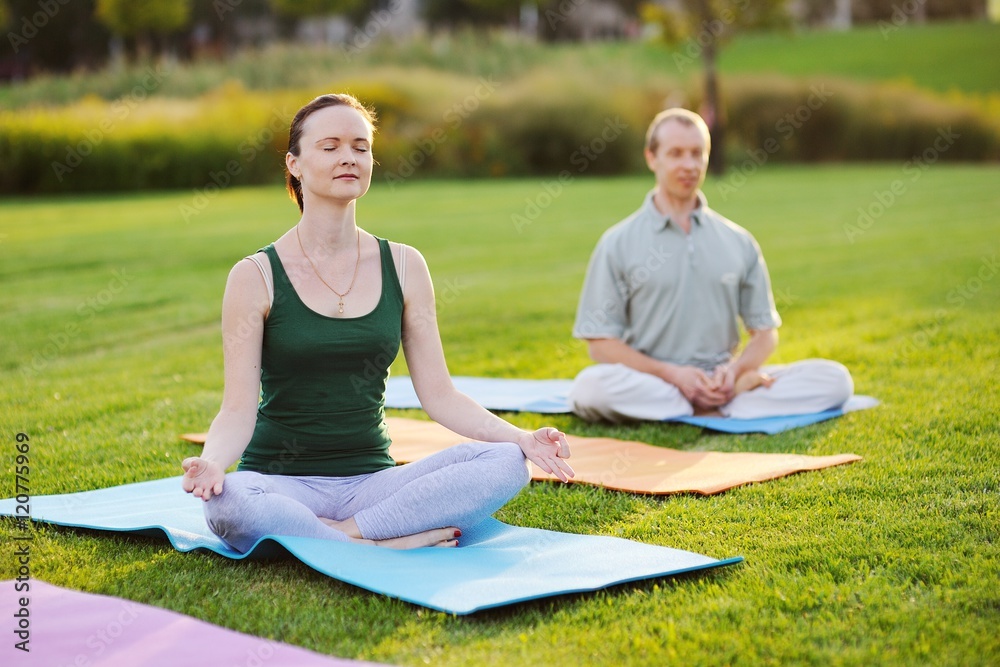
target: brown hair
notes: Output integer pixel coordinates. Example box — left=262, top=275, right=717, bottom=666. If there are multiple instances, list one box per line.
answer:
left=645, top=108, right=710, bottom=154
left=286, top=93, right=377, bottom=212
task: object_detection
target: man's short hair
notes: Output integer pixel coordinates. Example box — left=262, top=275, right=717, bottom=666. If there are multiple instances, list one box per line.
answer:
left=645, top=108, right=711, bottom=154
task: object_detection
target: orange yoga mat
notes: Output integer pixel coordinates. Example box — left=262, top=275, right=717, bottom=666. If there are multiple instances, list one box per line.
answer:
left=180, top=417, right=860, bottom=496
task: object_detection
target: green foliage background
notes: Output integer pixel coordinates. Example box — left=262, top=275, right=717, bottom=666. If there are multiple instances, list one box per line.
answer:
left=1, top=22, right=998, bottom=194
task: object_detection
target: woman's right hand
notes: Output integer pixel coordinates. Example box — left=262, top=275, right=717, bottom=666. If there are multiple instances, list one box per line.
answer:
left=181, top=457, right=225, bottom=501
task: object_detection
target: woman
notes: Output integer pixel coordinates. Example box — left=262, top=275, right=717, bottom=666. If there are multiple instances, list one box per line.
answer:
left=181, top=93, right=573, bottom=553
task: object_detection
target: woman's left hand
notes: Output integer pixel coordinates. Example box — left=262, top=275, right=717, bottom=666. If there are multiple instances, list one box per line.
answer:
left=519, top=428, right=575, bottom=483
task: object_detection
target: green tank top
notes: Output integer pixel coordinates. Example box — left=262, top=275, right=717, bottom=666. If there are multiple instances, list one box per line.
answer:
left=238, top=237, right=401, bottom=477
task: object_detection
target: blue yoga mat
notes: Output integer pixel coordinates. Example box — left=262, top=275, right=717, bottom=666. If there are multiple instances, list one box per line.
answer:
left=0, top=478, right=741, bottom=615
left=670, top=395, right=880, bottom=434
left=386, top=376, right=878, bottom=433
left=387, top=376, right=574, bottom=414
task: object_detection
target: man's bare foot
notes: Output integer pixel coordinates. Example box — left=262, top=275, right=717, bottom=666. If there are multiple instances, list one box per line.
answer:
left=734, top=370, right=775, bottom=394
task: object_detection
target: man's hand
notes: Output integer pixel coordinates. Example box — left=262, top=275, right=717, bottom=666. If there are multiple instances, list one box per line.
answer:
left=668, top=364, right=731, bottom=409
left=709, top=364, right=737, bottom=398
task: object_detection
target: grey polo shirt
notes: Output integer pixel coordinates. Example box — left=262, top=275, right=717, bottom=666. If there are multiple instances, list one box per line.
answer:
left=573, top=190, right=781, bottom=372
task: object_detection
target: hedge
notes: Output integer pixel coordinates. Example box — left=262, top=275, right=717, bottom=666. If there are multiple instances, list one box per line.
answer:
left=1, top=72, right=996, bottom=195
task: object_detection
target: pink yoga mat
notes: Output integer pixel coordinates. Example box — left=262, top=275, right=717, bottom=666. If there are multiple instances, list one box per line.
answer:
left=1, top=579, right=386, bottom=667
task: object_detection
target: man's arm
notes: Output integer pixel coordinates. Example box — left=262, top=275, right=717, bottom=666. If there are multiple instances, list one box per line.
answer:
left=711, top=328, right=778, bottom=400
left=729, top=328, right=777, bottom=379
left=587, top=338, right=670, bottom=377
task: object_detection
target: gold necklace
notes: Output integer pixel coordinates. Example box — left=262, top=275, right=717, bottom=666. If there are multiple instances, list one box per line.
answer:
left=295, top=224, right=362, bottom=315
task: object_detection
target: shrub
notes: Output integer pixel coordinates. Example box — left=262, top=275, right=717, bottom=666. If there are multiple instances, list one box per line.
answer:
left=724, top=76, right=1000, bottom=163
left=1, top=72, right=997, bottom=195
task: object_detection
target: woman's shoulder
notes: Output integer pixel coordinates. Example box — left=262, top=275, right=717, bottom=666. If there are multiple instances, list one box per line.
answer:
left=231, top=248, right=271, bottom=277
left=383, top=239, right=427, bottom=266
left=226, top=249, right=275, bottom=309
left=237, top=235, right=293, bottom=277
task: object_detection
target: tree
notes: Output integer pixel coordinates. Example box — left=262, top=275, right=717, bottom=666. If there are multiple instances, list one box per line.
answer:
left=269, top=0, right=368, bottom=25
left=423, top=0, right=518, bottom=31
left=188, top=0, right=273, bottom=55
left=4, top=0, right=109, bottom=73
left=641, top=0, right=789, bottom=174
left=95, top=0, right=192, bottom=60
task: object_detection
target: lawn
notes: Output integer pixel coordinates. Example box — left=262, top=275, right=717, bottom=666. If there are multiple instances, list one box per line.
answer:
left=1, top=164, right=998, bottom=665
left=717, top=20, right=1000, bottom=95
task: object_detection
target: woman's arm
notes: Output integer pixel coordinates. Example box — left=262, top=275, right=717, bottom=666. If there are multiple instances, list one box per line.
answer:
left=399, top=247, right=574, bottom=482
left=182, top=259, right=270, bottom=500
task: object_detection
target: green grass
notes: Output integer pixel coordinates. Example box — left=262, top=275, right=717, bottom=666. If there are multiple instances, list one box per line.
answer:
left=1, top=165, right=998, bottom=665
left=718, top=21, right=1000, bottom=95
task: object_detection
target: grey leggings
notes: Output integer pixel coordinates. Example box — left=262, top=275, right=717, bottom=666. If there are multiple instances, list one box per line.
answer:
left=204, top=441, right=530, bottom=553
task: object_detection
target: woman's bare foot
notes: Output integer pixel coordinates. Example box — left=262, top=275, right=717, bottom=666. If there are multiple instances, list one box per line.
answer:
left=319, top=517, right=460, bottom=549
left=371, top=527, right=461, bottom=549
left=734, top=370, right=775, bottom=394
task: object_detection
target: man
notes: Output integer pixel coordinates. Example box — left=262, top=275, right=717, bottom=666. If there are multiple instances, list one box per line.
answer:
left=569, top=108, right=853, bottom=423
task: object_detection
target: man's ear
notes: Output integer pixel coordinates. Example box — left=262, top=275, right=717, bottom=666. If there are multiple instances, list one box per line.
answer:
left=643, top=148, right=656, bottom=172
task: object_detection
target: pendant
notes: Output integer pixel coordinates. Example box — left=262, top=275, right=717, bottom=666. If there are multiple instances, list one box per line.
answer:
left=338, top=299, right=345, bottom=314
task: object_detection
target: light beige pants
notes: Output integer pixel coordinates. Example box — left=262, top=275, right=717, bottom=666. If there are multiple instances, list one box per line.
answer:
left=568, top=359, right=853, bottom=423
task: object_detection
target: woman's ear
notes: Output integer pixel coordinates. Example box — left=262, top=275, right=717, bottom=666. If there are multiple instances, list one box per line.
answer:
left=285, top=151, right=299, bottom=178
